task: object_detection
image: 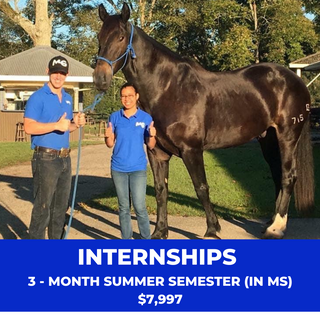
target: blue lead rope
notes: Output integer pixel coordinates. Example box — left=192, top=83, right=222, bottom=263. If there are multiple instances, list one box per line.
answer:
left=63, top=93, right=105, bottom=239
left=65, top=23, right=136, bottom=238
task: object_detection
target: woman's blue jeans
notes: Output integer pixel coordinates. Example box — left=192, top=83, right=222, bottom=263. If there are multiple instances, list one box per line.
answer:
left=111, top=170, right=151, bottom=239
left=29, top=151, right=72, bottom=239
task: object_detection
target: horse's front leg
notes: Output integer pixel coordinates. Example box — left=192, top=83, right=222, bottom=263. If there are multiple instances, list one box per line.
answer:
left=181, top=150, right=221, bottom=238
left=147, top=147, right=171, bottom=239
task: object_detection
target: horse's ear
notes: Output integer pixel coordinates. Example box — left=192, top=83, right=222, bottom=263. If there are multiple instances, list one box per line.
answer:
left=99, top=4, right=109, bottom=21
left=121, top=2, right=130, bottom=23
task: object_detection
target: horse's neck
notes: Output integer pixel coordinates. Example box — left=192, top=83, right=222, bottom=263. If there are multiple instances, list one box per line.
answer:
left=123, top=27, right=214, bottom=114
left=124, top=28, right=182, bottom=98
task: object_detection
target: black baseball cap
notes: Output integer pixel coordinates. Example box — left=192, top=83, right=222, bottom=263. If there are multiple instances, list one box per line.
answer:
left=48, top=55, right=69, bottom=74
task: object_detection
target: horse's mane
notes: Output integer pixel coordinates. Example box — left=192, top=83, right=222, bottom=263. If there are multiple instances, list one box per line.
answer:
left=134, top=25, right=204, bottom=71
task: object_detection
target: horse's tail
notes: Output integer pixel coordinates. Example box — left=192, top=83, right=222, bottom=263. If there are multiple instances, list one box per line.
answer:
left=294, top=116, right=315, bottom=216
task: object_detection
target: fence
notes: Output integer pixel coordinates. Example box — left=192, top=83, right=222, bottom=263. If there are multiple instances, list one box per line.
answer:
left=0, top=111, right=82, bottom=142
left=84, top=113, right=109, bottom=137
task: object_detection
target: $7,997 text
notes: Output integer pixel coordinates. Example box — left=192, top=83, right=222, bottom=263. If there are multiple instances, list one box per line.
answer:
left=138, top=293, right=183, bottom=306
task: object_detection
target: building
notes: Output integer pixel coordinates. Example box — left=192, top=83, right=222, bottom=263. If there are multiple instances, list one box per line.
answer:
left=0, top=46, right=94, bottom=141
left=289, top=52, right=320, bottom=87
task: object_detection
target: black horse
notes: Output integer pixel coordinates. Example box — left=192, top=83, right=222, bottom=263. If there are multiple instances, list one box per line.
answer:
left=93, top=3, right=314, bottom=239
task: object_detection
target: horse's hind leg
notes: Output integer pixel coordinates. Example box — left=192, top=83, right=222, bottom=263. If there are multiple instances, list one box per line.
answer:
left=259, top=126, right=300, bottom=239
left=258, top=127, right=282, bottom=226
left=181, top=150, right=221, bottom=239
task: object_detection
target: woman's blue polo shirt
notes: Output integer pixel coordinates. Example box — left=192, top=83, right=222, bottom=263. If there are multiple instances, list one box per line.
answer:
left=24, top=83, right=73, bottom=150
left=109, top=108, right=153, bottom=172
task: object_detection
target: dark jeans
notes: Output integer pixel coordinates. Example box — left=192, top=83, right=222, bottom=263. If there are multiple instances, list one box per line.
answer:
left=29, top=151, right=72, bottom=239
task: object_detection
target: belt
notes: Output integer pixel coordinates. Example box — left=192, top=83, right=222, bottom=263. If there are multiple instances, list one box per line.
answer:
left=35, top=146, right=71, bottom=158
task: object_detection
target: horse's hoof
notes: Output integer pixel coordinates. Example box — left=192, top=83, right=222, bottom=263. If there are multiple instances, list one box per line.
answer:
left=262, top=228, right=284, bottom=239
left=151, top=230, right=168, bottom=239
left=262, top=213, right=287, bottom=239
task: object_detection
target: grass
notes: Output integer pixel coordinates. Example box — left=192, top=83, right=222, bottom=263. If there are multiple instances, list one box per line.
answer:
left=89, top=142, right=320, bottom=220
left=0, top=138, right=103, bottom=169
left=1, top=139, right=319, bottom=220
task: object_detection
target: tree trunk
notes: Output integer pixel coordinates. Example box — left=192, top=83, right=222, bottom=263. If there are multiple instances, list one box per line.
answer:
left=0, top=0, right=53, bottom=46
left=33, top=0, right=53, bottom=46
left=249, top=0, right=260, bottom=63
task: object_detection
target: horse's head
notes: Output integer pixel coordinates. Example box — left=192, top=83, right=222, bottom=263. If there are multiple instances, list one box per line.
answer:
left=93, top=3, right=132, bottom=92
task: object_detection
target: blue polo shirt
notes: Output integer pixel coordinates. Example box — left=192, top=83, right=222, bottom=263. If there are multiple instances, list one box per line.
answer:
left=109, top=108, right=153, bottom=172
left=24, top=83, right=73, bottom=150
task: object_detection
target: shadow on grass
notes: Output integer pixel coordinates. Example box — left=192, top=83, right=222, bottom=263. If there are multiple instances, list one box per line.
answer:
left=208, top=142, right=320, bottom=219
left=207, top=142, right=277, bottom=218
left=86, top=177, right=266, bottom=239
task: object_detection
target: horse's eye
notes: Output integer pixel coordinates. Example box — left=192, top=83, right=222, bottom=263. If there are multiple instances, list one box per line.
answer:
left=119, top=36, right=124, bottom=41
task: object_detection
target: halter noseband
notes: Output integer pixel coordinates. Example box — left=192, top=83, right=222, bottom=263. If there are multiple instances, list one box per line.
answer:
left=96, top=23, right=136, bottom=75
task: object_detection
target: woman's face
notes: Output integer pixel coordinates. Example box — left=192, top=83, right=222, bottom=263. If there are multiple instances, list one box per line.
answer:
left=120, top=86, right=139, bottom=110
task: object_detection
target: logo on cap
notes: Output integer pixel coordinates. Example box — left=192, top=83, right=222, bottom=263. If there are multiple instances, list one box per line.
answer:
left=48, top=55, right=69, bottom=74
left=52, top=59, right=68, bottom=67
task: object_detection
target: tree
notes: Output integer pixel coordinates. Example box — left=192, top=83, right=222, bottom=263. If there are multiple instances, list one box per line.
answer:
left=0, top=10, right=31, bottom=59
left=0, top=0, right=94, bottom=48
left=194, top=0, right=317, bottom=69
left=1, top=0, right=319, bottom=109
left=0, top=0, right=52, bottom=46
left=53, top=3, right=99, bottom=66
left=195, top=0, right=255, bottom=70
left=257, top=0, right=317, bottom=65
left=103, top=1, right=317, bottom=71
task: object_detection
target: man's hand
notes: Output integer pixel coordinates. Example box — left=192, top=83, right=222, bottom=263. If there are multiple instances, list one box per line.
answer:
left=73, top=112, right=86, bottom=128
left=56, top=112, right=70, bottom=132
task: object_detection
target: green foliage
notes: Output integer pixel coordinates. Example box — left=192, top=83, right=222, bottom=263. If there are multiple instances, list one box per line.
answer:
left=0, top=0, right=320, bottom=104
left=213, top=25, right=256, bottom=70
left=54, top=3, right=100, bottom=66
left=0, top=11, right=32, bottom=59
left=259, top=0, right=317, bottom=64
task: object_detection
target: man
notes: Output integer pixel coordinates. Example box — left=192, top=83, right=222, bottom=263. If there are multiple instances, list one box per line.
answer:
left=24, top=55, right=86, bottom=239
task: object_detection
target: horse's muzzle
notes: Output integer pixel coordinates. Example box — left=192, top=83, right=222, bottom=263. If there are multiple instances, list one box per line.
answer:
left=93, top=68, right=112, bottom=92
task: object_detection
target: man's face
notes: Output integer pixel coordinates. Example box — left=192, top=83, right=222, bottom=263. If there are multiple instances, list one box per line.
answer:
left=49, top=71, right=68, bottom=90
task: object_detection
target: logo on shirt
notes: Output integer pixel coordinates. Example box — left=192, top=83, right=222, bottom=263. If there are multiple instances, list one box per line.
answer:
left=66, top=100, right=71, bottom=105
left=136, top=122, right=146, bottom=128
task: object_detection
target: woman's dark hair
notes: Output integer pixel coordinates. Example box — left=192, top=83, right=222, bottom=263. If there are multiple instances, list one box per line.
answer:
left=120, top=82, right=138, bottom=95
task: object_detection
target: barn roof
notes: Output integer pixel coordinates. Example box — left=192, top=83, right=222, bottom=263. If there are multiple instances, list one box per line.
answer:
left=0, top=46, right=93, bottom=82
left=291, top=52, right=320, bottom=66
left=290, top=52, right=320, bottom=71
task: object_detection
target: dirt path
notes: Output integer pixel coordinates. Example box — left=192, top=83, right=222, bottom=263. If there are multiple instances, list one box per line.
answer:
left=0, top=144, right=319, bottom=239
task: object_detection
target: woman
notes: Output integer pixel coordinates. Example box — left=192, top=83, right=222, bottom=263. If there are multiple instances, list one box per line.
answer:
left=105, top=83, right=156, bottom=239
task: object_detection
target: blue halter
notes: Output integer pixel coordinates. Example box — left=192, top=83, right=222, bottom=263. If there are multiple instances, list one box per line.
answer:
left=96, top=23, right=136, bottom=74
